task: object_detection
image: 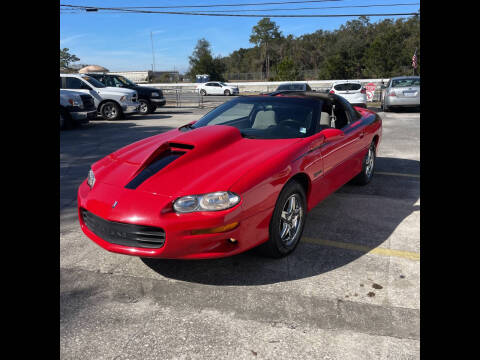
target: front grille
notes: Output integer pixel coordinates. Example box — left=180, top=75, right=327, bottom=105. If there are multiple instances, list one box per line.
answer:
left=80, top=95, right=95, bottom=110
left=81, top=209, right=165, bottom=248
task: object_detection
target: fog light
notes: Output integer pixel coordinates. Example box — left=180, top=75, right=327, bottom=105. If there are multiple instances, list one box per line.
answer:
left=191, top=222, right=239, bottom=235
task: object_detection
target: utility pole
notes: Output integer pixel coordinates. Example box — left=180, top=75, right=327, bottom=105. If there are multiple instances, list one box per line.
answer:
left=150, top=31, right=156, bottom=73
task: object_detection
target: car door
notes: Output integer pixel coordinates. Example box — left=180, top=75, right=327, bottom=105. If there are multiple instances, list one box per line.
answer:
left=318, top=98, right=364, bottom=193
left=63, top=77, right=101, bottom=107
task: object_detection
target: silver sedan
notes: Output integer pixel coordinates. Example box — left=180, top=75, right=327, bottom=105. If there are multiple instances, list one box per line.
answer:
left=381, top=76, right=420, bottom=111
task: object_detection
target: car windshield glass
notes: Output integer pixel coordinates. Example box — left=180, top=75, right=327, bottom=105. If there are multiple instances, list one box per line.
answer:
left=219, top=82, right=228, bottom=86
left=391, top=78, right=420, bottom=87
left=192, top=97, right=319, bottom=139
left=333, top=83, right=362, bottom=91
left=277, top=84, right=304, bottom=91
left=81, top=75, right=106, bottom=88
left=116, top=76, right=136, bottom=86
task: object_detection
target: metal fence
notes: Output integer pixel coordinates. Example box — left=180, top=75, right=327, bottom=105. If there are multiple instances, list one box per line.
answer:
left=162, top=88, right=204, bottom=108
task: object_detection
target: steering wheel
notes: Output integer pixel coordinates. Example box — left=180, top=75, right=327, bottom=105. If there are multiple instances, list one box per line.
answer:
left=281, top=119, right=302, bottom=130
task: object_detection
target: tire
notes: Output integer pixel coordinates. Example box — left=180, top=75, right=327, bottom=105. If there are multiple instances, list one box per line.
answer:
left=353, top=141, right=376, bottom=185
left=224, top=89, right=231, bottom=96
left=138, top=99, right=153, bottom=115
left=200, top=89, right=207, bottom=96
left=100, top=101, right=122, bottom=120
left=259, top=180, right=307, bottom=258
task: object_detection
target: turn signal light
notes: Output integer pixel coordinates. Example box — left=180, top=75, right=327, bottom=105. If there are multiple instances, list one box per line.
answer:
left=191, top=222, right=239, bottom=235
left=329, top=90, right=335, bottom=94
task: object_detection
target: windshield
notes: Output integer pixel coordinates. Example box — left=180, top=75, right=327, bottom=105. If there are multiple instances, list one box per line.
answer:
left=391, top=78, right=420, bottom=87
left=81, top=75, right=106, bottom=88
left=219, top=82, right=228, bottom=86
left=277, top=84, right=305, bottom=91
left=116, top=75, right=136, bottom=87
left=192, top=97, right=319, bottom=139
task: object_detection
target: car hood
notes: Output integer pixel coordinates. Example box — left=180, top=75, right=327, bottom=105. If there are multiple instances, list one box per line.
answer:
left=138, top=86, right=161, bottom=93
left=92, top=125, right=300, bottom=196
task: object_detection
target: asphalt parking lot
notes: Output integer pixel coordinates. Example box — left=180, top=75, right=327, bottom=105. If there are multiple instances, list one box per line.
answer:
left=60, top=103, right=420, bottom=359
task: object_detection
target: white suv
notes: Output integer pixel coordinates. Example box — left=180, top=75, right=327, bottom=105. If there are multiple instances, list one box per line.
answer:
left=196, top=82, right=239, bottom=96
left=329, top=80, right=367, bottom=108
left=60, top=74, right=139, bottom=120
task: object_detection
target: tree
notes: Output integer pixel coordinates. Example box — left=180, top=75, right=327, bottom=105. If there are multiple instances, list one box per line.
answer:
left=187, top=38, right=225, bottom=81
left=249, top=18, right=282, bottom=79
left=60, top=48, right=80, bottom=68
left=273, top=57, right=302, bottom=81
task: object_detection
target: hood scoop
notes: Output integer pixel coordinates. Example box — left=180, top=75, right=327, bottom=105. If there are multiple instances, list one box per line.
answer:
left=124, top=142, right=193, bottom=190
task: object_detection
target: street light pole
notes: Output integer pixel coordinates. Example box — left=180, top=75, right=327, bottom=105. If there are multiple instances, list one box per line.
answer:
left=150, top=31, right=156, bottom=73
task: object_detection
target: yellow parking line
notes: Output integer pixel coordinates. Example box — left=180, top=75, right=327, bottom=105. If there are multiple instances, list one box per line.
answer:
left=376, top=171, right=420, bottom=178
left=302, top=237, right=420, bottom=261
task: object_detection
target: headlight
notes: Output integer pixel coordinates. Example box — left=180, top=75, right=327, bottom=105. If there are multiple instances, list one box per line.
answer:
left=119, top=96, right=127, bottom=102
left=151, top=92, right=160, bottom=97
left=173, top=191, right=240, bottom=213
left=68, top=98, right=82, bottom=107
left=87, top=169, right=95, bottom=188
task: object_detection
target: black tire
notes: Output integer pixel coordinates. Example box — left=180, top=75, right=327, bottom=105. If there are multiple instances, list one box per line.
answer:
left=200, top=89, right=207, bottom=96
left=353, top=141, right=376, bottom=185
left=60, top=108, right=73, bottom=130
left=259, top=180, right=307, bottom=258
left=100, top=101, right=122, bottom=120
left=224, top=89, right=231, bottom=96
left=138, top=99, right=153, bottom=115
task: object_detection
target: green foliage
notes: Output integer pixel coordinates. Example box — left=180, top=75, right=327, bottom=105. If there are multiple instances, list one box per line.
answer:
left=273, top=57, right=302, bottom=81
left=187, top=38, right=226, bottom=81
left=221, top=15, right=420, bottom=80
left=60, top=48, right=80, bottom=68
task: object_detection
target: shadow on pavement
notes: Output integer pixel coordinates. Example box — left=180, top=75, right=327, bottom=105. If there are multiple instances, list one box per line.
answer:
left=142, top=157, right=419, bottom=286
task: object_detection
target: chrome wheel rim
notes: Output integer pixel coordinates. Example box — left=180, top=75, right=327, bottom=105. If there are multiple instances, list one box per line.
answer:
left=279, top=194, right=303, bottom=247
left=139, top=101, right=148, bottom=113
left=365, top=147, right=375, bottom=177
left=103, top=104, right=117, bottom=119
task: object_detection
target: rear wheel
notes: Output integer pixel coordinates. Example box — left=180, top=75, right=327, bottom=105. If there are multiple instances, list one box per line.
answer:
left=100, top=101, right=122, bottom=120
left=353, top=141, right=376, bottom=185
left=259, top=181, right=306, bottom=258
left=200, top=89, right=207, bottom=96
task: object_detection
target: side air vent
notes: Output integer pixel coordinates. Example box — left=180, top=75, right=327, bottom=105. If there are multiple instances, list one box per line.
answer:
left=125, top=150, right=185, bottom=189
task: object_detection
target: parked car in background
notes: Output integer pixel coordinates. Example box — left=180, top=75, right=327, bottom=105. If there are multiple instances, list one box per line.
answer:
left=86, top=73, right=166, bottom=115
left=329, top=81, right=367, bottom=108
left=78, top=92, right=382, bottom=260
left=275, top=83, right=312, bottom=92
left=60, top=74, right=139, bottom=120
left=60, top=89, right=97, bottom=130
left=196, top=82, right=239, bottom=96
left=381, top=76, right=420, bottom=112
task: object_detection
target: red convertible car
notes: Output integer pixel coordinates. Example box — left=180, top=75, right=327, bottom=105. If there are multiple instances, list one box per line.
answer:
left=78, top=92, right=382, bottom=259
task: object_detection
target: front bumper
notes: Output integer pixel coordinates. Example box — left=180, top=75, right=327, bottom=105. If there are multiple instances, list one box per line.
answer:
left=77, top=181, right=271, bottom=259
left=69, top=108, right=97, bottom=123
left=121, top=104, right=139, bottom=114
left=150, top=98, right=166, bottom=106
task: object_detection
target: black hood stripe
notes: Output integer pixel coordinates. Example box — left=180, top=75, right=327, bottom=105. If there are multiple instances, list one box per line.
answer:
left=125, top=150, right=185, bottom=190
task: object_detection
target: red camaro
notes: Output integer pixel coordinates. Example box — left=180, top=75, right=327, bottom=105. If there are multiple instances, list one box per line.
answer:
left=78, top=92, right=382, bottom=259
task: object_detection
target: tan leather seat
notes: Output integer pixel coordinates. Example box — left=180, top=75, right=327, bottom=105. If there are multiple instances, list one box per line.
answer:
left=252, top=110, right=276, bottom=129
left=320, top=112, right=331, bottom=128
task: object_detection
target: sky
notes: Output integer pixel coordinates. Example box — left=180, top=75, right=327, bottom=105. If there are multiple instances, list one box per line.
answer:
left=60, top=0, right=420, bottom=73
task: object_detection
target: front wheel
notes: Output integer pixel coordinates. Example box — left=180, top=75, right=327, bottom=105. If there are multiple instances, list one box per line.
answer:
left=224, top=89, right=231, bottom=96
left=138, top=99, right=153, bottom=115
left=100, top=101, right=122, bottom=120
left=259, top=181, right=306, bottom=258
left=353, top=141, right=376, bottom=185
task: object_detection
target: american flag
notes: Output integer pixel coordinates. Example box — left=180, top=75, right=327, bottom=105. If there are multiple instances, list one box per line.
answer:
left=412, top=49, right=418, bottom=69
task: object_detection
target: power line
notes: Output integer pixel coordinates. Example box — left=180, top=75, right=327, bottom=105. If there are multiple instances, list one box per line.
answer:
left=60, top=5, right=419, bottom=17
